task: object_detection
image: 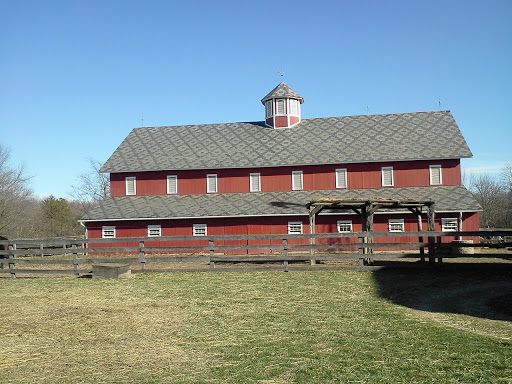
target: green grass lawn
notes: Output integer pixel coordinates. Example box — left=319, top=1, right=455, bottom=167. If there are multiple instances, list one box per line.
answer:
left=0, top=270, right=510, bottom=383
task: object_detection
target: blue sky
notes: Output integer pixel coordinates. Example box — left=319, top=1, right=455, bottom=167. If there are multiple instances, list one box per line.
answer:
left=1, top=0, right=511, bottom=198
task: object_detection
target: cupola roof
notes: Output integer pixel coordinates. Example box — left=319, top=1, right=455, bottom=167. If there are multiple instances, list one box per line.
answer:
left=261, top=82, right=304, bottom=105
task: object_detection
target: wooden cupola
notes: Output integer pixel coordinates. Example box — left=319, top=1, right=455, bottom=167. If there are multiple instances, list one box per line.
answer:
left=261, top=82, right=304, bottom=129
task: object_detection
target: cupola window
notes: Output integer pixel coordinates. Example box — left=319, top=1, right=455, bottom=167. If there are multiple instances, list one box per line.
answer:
left=265, top=100, right=273, bottom=118
left=276, top=99, right=285, bottom=115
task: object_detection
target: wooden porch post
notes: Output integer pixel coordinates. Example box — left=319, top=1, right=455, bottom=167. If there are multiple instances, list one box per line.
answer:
left=427, top=204, right=436, bottom=263
left=416, top=208, right=425, bottom=262
left=309, top=205, right=323, bottom=265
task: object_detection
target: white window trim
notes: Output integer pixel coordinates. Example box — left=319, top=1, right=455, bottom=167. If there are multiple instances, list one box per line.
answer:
left=207, top=174, right=217, bottom=193
left=250, top=173, right=261, bottom=192
left=292, top=170, right=303, bottom=190
left=147, top=225, right=161, bottom=237
left=167, top=175, right=178, bottom=194
left=102, top=226, right=116, bottom=239
left=441, top=218, right=458, bottom=232
left=193, top=224, right=207, bottom=236
left=287, top=221, right=303, bottom=234
left=289, top=99, right=299, bottom=116
left=388, top=219, right=404, bottom=232
left=335, top=168, right=347, bottom=189
left=381, top=167, right=394, bottom=187
left=125, top=176, right=136, bottom=195
left=337, top=220, right=353, bottom=233
left=276, top=99, right=286, bottom=115
left=265, top=100, right=273, bottom=118
left=429, top=164, right=442, bottom=185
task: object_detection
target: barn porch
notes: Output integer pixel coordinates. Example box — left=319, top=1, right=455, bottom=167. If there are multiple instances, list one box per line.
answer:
left=307, top=198, right=436, bottom=265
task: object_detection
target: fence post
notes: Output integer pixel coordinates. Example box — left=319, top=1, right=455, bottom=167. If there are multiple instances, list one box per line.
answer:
left=8, top=244, right=15, bottom=278
left=209, top=239, right=215, bottom=269
left=72, top=244, right=79, bottom=276
left=428, top=236, right=435, bottom=263
left=437, top=236, right=443, bottom=263
left=358, top=236, right=365, bottom=267
left=139, top=241, right=145, bottom=271
left=283, top=238, right=288, bottom=272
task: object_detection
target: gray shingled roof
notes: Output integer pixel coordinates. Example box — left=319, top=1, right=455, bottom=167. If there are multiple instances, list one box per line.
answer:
left=100, top=111, right=472, bottom=173
left=81, top=186, right=481, bottom=222
left=260, top=82, right=304, bottom=104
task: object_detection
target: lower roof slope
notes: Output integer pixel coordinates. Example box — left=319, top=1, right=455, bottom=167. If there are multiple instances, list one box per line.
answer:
left=100, top=111, right=472, bottom=173
left=81, top=186, right=481, bottom=222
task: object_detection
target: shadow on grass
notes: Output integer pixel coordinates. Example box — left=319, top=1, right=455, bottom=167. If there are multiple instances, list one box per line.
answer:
left=371, top=262, right=512, bottom=322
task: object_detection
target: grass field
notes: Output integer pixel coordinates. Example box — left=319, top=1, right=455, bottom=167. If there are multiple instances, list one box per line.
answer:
left=1, top=268, right=511, bottom=383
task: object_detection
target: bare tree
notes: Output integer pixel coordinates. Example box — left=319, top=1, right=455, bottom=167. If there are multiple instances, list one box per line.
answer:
left=70, top=157, right=110, bottom=213
left=470, top=173, right=506, bottom=228
left=500, top=163, right=512, bottom=192
left=0, top=144, right=33, bottom=237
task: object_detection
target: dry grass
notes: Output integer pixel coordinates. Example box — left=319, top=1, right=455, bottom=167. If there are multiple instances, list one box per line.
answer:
left=1, top=271, right=511, bottom=383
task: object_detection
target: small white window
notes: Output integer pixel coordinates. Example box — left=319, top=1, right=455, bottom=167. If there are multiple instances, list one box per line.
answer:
left=388, top=219, right=404, bottom=232
left=102, top=226, right=116, bottom=239
left=276, top=99, right=285, bottom=115
left=441, top=218, right=458, bottom=232
left=292, top=170, right=303, bottom=190
left=429, top=165, right=442, bottom=185
left=207, top=174, right=217, bottom=193
left=147, top=225, right=161, bottom=237
left=381, top=167, right=394, bottom=187
left=265, top=100, right=273, bottom=118
left=337, top=220, right=353, bottom=233
left=250, top=173, right=261, bottom=192
left=125, top=177, right=136, bottom=195
left=193, top=224, right=207, bottom=236
left=167, top=175, right=177, bottom=194
left=288, top=221, right=303, bottom=234
left=290, top=99, right=298, bottom=115
left=335, top=168, right=347, bottom=189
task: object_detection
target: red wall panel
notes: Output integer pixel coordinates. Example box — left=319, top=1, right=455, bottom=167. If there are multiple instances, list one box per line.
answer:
left=86, top=210, right=479, bottom=254
left=110, top=159, right=463, bottom=197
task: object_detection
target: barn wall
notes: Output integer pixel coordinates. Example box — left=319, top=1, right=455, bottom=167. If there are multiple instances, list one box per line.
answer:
left=110, top=159, right=462, bottom=197
left=85, top=210, right=479, bottom=254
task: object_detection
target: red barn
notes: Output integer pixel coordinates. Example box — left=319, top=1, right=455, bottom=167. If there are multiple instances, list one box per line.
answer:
left=81, top=82, right=481, bottom=252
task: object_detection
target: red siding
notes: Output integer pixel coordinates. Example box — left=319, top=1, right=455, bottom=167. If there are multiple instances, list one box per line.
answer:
left=86, top=211, right=479, bottom=254
left=274, top=116, right=288, bottom=128
left=110, top=159, right=463, bottom=197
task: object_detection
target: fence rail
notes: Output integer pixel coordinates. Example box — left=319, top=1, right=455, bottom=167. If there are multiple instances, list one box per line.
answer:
left=0, top=230, right=510, bottom=277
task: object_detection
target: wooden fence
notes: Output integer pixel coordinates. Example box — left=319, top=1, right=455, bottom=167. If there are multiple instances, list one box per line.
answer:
left=0, top=230, right=511, bottom=277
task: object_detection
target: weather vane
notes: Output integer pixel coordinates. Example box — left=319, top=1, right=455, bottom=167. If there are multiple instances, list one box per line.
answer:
left=276, top=70, right=285, bottom=78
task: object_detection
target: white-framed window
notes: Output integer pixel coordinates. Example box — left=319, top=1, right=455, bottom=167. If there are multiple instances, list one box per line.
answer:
left=337, top=220, right=353, bottom=233
left=288, top=221, right=303, bottom=234
left=290, top=99, right=299, bottom=115
left=147, top=225, right=161, bottom=237
left=265, top=100, right=273, bottom=118
left=207, top=174, right=217, bottom=193
left=381, top=167, right=394, bottom=187
left=167, top=175, right=177, bottom=194
left=276, top=99, right=286, bottom=115
left=429, top=165, right=442, bottom=185
left=125, top=176, right=136, bottom=195
left=102, top=226, right=116, bottom=239
left=388, top=219, right=404, bottom=232
left=335, top=168, right=347, bottom=189
left=193, top=224, right=207, bottom=236
left=441, top=218, right=458, bottom=232
left=292, top=170, right=303, bottom=190
left=250, top=173, right=261, bottom=192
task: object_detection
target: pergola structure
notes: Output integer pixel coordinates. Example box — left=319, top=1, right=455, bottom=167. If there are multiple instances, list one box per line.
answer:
left=306, top=197, right=436, bottom=262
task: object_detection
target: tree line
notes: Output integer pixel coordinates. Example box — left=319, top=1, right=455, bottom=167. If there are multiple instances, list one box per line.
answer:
left=0, top=143, right=511, bottom=240
left=467, top=165, right=512, bottom=229
left=0, top=145, right=108, bottom=239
